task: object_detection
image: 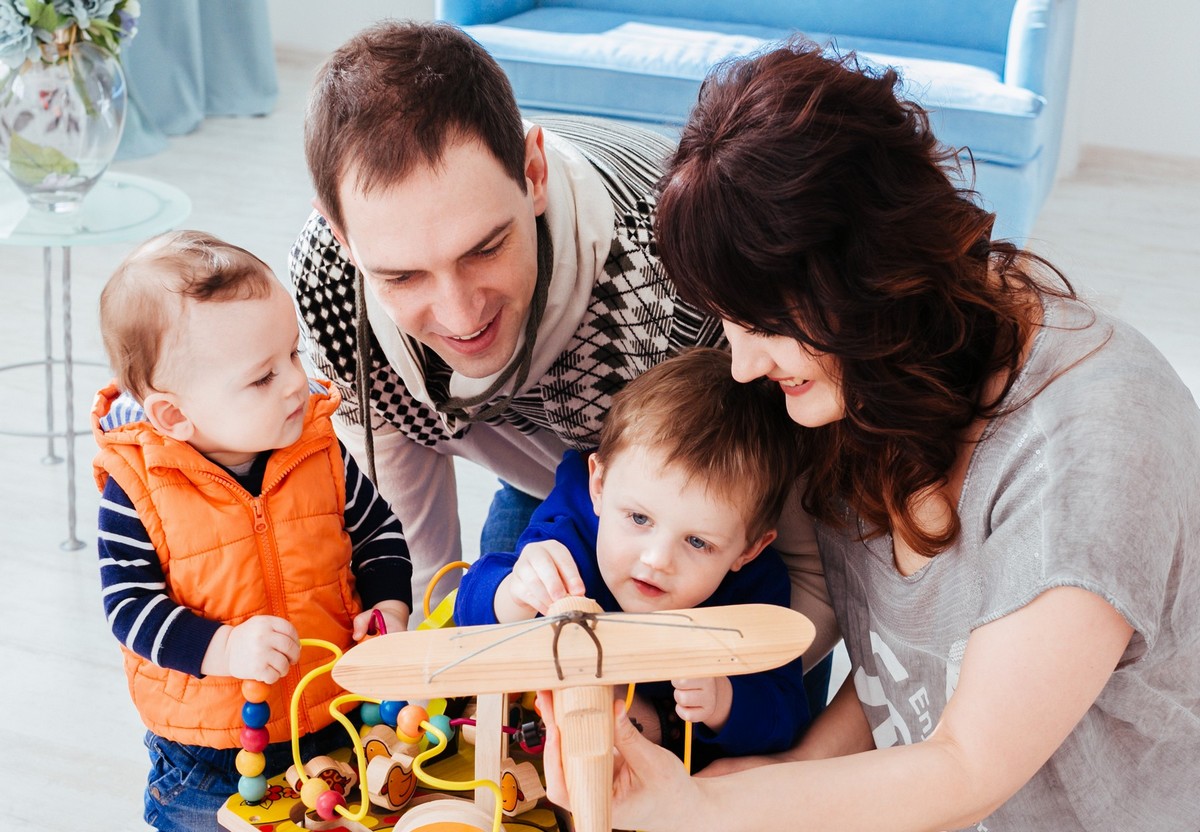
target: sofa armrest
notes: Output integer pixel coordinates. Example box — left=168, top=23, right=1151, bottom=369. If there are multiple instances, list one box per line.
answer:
left=1004, top=0, right=1076, bottom=96
left=436, top=0, right=538, bottom=26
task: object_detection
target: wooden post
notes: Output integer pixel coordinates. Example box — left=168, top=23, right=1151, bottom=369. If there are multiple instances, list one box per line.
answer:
left=474, top=692, right=507, bottom=818
left=548, top=596, right=614, bottom=832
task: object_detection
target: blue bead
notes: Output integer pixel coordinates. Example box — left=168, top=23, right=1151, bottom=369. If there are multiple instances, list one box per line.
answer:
left=238, top=774, right=268, bottom=803
left=425, top=713, right=453, bottom=747
left=360, top=702, right=381, bottom=726
left=241, top=700, right=270, bottom=729
left=378, top=699, right=406, bottom=727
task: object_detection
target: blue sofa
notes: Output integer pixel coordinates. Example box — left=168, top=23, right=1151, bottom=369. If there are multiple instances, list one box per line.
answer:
left=437, top=0, right=1077, bottom=242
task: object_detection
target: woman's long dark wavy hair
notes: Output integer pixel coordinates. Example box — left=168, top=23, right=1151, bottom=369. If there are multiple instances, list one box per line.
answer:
left=658, top=39, right=1074, bottom=556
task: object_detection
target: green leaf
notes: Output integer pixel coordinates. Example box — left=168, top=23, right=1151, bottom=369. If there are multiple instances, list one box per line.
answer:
left=6, top=133, right=79, bottom=187
left=24, top=0, right=61, bottom=31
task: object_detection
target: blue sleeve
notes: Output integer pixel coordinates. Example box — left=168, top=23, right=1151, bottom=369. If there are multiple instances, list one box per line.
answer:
left=694, top=547, right=811, bottom=756
left=97, top=476, right=222, bottom=677
left=341, top=443, right=414, bottom=611
left=455, top=450, right=610, bottom=624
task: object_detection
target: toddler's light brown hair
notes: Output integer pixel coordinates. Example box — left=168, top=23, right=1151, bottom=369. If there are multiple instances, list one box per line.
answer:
left=100, top=230, right=276, bottom=400
left=596, top=347, right=802, bottom=541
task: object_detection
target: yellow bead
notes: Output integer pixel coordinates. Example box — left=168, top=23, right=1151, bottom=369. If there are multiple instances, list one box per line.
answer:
left=235, top=749, right=265, bottom=777
left=300, top=778, right=330, bottom=809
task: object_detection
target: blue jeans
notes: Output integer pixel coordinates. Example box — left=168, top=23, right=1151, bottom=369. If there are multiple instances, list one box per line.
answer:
left=143, top=714, right=354, bottom=831
left=479, top=480, right=544, bottom=555
left=479, top=480, right=834, bottom=717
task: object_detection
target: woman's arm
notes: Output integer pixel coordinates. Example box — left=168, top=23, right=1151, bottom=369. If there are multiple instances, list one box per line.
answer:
left=542, top=585, right=1132, bottom=832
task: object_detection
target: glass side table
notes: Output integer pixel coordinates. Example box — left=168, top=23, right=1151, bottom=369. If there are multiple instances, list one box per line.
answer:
left=0, top=173, right=191, bottom=549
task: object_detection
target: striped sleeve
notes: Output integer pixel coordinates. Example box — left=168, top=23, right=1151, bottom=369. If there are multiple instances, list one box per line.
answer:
left=341, top=443, right=414, bottom=611
left=97, top=477, right=223, bottom=677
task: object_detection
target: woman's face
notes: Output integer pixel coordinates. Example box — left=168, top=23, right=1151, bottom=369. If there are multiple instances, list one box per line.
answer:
left=722, top=320, right=846, bottom=428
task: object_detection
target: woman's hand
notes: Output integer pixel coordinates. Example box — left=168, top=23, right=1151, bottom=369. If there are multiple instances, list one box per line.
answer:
left=537, top=691, right=702, bottom=832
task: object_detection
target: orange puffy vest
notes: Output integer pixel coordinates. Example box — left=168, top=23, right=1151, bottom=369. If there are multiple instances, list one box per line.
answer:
left=92, top=380, right=362, bottom=748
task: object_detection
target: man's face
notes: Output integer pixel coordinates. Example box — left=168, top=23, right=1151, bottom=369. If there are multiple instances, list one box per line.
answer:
left=335, top=131, right=548, bottom=379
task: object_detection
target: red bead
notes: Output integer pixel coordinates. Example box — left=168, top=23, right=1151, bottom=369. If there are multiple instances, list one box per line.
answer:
left=315, top=789, right=347, bottom=820
left=240, top=725, right=269, bottom=753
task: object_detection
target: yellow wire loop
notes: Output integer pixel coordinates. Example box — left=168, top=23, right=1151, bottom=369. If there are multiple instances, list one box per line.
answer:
left=411, top=720, right=504, bottom=832
left=290, top=638, right=379, bottom=823
left=424, top=560, right=470, bottom=619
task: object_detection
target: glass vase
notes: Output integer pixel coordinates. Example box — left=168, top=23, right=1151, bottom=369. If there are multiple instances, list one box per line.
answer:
left=0, top=40, right=127, bottom=213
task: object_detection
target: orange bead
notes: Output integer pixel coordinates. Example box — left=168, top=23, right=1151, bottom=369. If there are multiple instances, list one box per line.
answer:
left=396, top=704, right=428, bottom=742
left=241, top=680, right=271, bottom=704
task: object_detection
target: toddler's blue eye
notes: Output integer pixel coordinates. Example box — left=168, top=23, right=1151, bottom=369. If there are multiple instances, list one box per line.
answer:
left=630, top=513, right=649, bottom=526
left=686, top=535, right=708, bottom=550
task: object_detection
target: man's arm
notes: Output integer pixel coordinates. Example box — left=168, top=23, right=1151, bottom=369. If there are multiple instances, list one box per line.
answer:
left=336, top=418, right=462, bottom=613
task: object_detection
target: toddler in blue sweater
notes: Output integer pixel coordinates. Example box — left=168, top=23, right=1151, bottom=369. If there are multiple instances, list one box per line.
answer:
left=455, top=348, right=811, bottom=763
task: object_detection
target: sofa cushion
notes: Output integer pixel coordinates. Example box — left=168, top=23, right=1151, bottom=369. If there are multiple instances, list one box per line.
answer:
left=465, top=8, right=1045, bottom=165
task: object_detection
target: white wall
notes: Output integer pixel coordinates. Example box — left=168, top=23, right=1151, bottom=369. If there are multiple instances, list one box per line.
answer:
left=267, top=0, right=434, bottom=55
left=1063, top=0, right=1200, bottom=165
left=270, top=0, right=1200, bottom=165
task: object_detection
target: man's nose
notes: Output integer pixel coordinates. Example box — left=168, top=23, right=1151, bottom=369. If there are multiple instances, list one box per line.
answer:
left=434, top=272, right=486, bottom=334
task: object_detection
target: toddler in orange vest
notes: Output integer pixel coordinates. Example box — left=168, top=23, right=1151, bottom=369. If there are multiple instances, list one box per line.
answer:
left=91, top=230, right=414, bottom=832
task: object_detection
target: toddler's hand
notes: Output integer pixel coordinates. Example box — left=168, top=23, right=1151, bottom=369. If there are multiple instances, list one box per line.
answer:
left=501, top=539, right=586, bottom=617
left=352, top=600, right=411, bottom=640
left=672, top=676, right=733, bottom=732
left=208, top=616, right=300, bottom=684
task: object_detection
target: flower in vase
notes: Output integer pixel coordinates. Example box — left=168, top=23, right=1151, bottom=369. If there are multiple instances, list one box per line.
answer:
left=0, top=4, right=39, bottom=69
left=0, top=0, right=140, bottom=69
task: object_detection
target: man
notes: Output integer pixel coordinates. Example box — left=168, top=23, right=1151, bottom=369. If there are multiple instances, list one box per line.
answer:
left=289, top=21, right=835, bottom=699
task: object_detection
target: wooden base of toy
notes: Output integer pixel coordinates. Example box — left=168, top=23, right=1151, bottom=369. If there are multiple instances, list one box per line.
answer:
left=217, top=744, right=561, bottom=832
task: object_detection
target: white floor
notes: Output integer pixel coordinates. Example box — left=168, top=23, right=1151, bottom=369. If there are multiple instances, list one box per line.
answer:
left=1, top=47, right=1198, bottom=831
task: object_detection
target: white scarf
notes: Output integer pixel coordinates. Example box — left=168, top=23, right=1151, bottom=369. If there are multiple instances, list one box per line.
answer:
left=362, top=124, right=614, bottom=433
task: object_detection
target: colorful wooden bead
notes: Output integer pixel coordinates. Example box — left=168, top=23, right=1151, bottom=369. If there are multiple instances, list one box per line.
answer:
left=396, top=704, right=428, bottom=741
left=425, top=714, right=453, bottom=747
left=239, top=726, right=269, bottom=753
left=238, top=774, right=268, bottom=803
left=378, top=699, right=406, bottom=727
left=300, top=777, right=330, bottom=809
left=360, top=701, right=382, bottom=726
left=241, top=700, right=270, bottom=729
left=235, top=749, right=266, bottom=777
left=315, top=788, right=347, bottom=820
left=241, top=679, right=271, bottom=704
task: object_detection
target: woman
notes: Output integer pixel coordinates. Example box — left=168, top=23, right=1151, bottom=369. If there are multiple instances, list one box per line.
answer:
left=536, top=40, right=1200, bottom=831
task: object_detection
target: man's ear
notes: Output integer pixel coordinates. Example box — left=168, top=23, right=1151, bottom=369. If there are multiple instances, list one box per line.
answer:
left=730, top=529, right=778, bottom=572
left=311, top=197, right=352, bottom=259
left=523, top=125, right=549, bottom=217
left=143, top=392, right=194, bottom=442
left=586, top=452, right=606, bottom=517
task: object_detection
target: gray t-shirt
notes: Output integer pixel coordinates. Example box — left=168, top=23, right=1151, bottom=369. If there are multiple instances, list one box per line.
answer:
left=819, top=295, right=1200, bottom=831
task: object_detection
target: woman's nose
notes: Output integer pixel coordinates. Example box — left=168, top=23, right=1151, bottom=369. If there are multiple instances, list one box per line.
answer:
left=722, top=320, right=770, bottom=382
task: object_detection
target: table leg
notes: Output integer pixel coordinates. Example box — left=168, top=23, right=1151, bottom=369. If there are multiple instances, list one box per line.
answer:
left=41, top=246, right=62, bottom=466
left=60, top=246, right=84, bottom=551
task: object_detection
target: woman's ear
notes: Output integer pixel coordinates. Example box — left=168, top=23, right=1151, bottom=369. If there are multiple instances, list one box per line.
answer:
left=587, top=453, right=606, bottom=517
left=730, top=529, right=778, bottom=572
left=143, top=392, right=194, bottom=442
